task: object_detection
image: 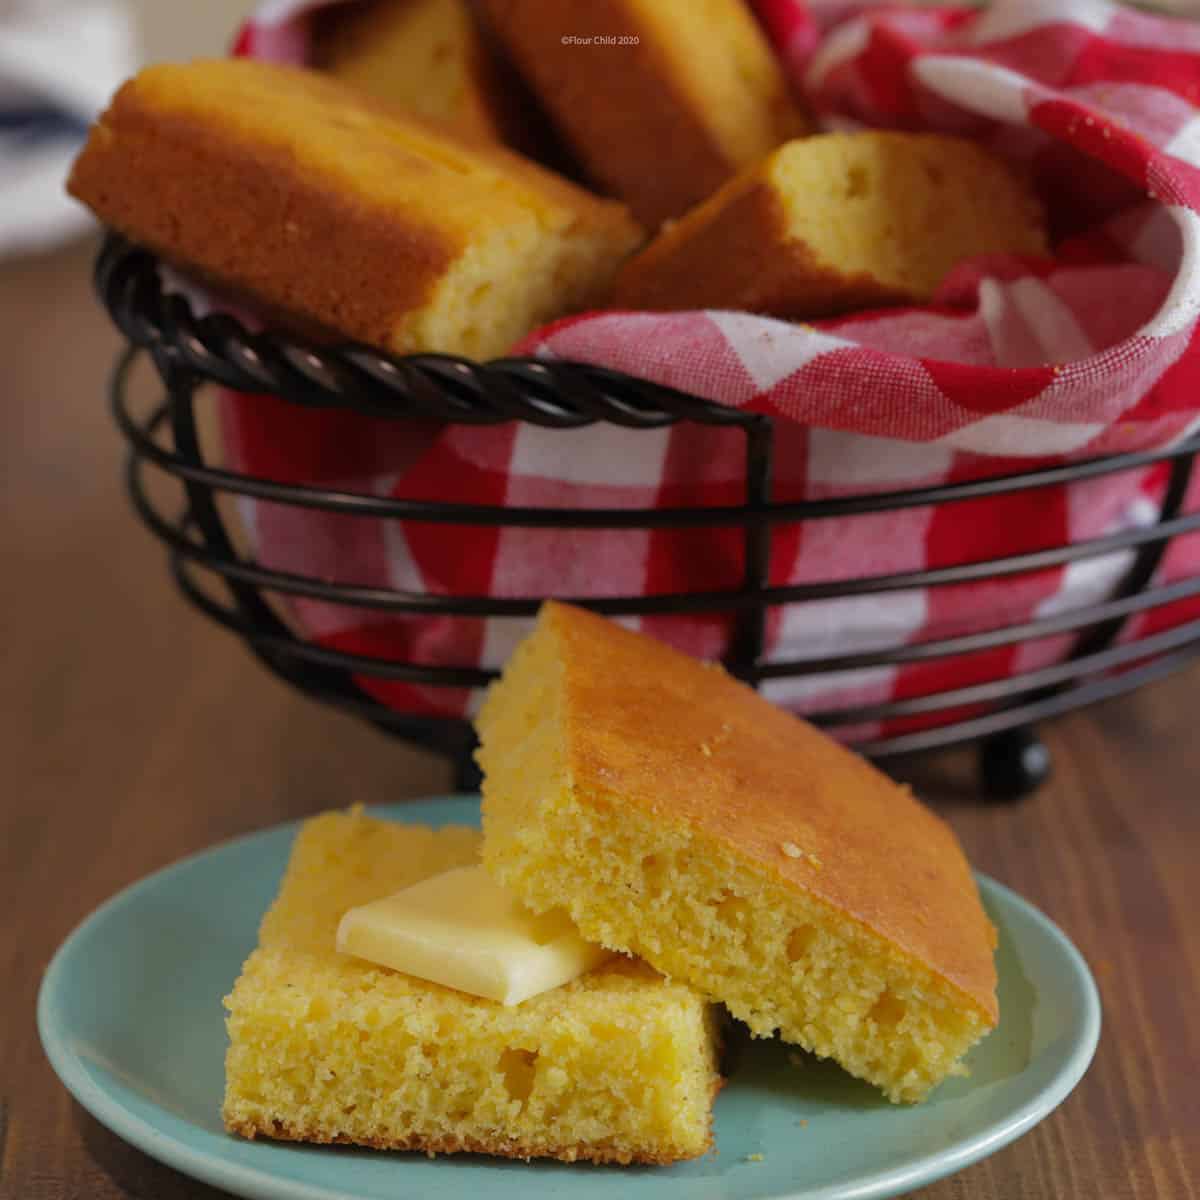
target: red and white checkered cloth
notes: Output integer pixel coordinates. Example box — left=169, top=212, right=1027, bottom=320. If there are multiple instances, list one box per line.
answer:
left=223, top=0, right=1200, bottom=736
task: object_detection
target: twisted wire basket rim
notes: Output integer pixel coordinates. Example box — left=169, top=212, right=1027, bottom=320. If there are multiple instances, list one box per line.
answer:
left=96, top=232, right=1200, bottom=774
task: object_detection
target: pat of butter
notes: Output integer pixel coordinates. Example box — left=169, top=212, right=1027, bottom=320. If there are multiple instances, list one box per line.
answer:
left=335, top=864, right=613, bottom=1005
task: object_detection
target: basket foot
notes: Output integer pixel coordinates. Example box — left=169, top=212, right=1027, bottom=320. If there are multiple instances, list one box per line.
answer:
left=979, top=726, right=1051, bottom=801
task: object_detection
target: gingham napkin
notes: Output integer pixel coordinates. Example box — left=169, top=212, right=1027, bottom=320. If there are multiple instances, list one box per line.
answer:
left=223, top=0, right=1200, bottom=736
left=1, top=0, right=136, bottom=256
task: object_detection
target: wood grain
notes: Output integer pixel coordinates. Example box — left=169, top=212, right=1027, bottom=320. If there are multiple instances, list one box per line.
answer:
left=2, top=236, right=1197, bottom=1200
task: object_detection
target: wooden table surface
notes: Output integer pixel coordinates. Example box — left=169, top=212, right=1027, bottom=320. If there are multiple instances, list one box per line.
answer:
left=3, top=236, right=1198, bottom=1200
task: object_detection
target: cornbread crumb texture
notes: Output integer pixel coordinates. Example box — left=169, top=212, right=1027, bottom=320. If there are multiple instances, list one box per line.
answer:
left=615, top=132, right=1048, bottom=317
left=313, top=0, right=540, bottom=153
left=67, top=59, right=642, bottom=360
left=477, top=602, right=999, bottom=1104
left=480, top=0, right=806, bottom=227
left=223, top=809, right=720, bottom=1164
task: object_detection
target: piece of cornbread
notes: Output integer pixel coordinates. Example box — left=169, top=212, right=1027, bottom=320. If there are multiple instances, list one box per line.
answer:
left=67, top=60, right=642, bottom=359
left=313, top=0, right=528, bottom=147
left=615, top=132, right=1048, bottom=318
left=480, top=0, right=806, bottom=227
left=476, top=603, right=999, bottom=1104
left=222, top=809, right=721, bottom=1164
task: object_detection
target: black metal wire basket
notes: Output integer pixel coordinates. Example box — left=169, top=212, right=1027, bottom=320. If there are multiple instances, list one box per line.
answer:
left=98, top=233, right=1200, bottom=798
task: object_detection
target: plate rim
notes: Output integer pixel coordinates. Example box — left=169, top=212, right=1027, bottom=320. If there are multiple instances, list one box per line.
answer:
left=37, top=796, right=1102, bottom=1200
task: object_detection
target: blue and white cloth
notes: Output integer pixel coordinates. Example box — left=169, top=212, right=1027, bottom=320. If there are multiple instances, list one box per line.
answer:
left=0, top=0, right=137, bottom=256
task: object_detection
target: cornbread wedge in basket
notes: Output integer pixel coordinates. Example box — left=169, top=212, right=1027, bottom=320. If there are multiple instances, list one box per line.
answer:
left=67, top=59, right=642, bottom=359
left=615, top=132, right=1047, bottom=318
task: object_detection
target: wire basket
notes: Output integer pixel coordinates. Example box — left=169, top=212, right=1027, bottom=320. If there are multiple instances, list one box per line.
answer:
left=98, top=233, right=1200, bottom=798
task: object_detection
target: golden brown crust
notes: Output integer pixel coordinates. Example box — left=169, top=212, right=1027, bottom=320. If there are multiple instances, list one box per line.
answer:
left=543, top=602, right=999, bottom=1025
left=614, top=179, right=913, bottom=317
left=480, top=0, right=803, bottom=227
left=224, top=1117, right=654, bottom=1165
left=69, top=89, right=455, bottom=351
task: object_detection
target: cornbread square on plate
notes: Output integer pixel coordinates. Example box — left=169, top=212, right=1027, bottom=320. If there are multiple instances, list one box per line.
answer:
left=615, top=132, right=1047, bottom=318
left=480, top=0, right=805, bottom=227
left=222, top=809, right=721, bottom=1164
left=68, top=60, right=642, bottom=359
left=477, top=603, right=999, bottom=1104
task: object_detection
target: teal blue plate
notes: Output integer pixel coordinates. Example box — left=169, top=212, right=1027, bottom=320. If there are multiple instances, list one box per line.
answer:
left=39, top=796, right=1100, bottom=1200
